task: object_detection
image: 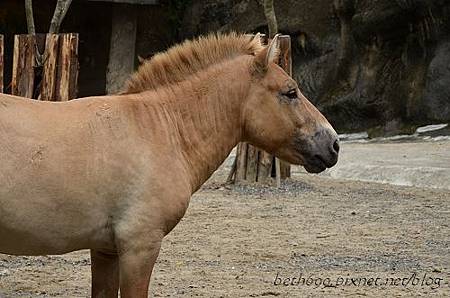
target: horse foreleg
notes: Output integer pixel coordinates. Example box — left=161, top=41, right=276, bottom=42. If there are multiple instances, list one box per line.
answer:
left=91, top=250, right=120, bottom=298
left=118, top=242, right=162, bottom=298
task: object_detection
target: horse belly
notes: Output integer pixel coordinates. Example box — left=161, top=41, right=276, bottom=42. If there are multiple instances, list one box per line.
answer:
left=0, top=222, right=89, bottom=256
left=0, top=190, right=114, bottom=256
left=0, top=146, right=114, bottom=254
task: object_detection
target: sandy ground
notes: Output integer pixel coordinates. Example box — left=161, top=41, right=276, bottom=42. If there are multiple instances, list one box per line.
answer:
left=1, top=142, right=450, bottom=297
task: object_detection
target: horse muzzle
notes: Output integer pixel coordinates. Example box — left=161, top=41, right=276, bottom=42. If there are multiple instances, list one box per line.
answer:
left=297, top=128, right=340, bottom=173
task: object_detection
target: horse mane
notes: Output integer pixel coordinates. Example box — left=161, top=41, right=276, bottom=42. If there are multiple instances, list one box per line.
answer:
left=123, top=32, right=264, bottom=94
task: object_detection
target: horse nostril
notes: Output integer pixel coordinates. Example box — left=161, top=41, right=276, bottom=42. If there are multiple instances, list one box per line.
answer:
left=333, top=140, right=340, bottom=154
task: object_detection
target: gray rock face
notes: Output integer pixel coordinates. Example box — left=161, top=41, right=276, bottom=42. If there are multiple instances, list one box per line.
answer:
left=424, top=41, right=450, bottom=121
left=179, top=0, right=450, bottom=132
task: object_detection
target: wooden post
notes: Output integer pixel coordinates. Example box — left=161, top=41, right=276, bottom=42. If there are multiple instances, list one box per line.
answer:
left=11, top=35, right=36, bottom=98
left=0, top=35, right=3, bottom=93
left=226, top=157, right=237, bottom=183
left=257, top=151, right=273, bottom=183
left=235, top=143, right=248, bottom=182
left=40, top=33, right=78, bottom=101
left=40, top=34, right=60, bottom=100
left=278, top=35, right=292, bottom=179
left=57, top=33, right=78, bottom=101
left=246, top=145, right=259, bottom=182
left=275, top=157, right=281, bottom=188
left=11, top=33, right=78, bottom=101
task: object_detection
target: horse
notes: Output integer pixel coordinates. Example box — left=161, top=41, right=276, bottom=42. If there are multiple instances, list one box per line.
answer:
left=0, top=33, right=339, bottom=297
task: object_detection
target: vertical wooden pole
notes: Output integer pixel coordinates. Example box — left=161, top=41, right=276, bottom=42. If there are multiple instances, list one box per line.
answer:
left=278, top=35, right=292, bottom=179
left=278, top=36, right=292, bottom=77
left=40, top=34, right=60, bottom=100
left=257, top=151, right=273, bottom=183
left=11, top=35, right=36, bottom=98
left=246, top=145, right=259, bottom=182
left=235, top=143, right=248, bottom=182
left=275, top=158, right=281, bottom=188
left=41, top=33, right=78, bottom=101
left=226, top=156, right=237, bottom=183
left=57, top=33, right=79, bottom=101
left=0, top=35, right=3, bottom=93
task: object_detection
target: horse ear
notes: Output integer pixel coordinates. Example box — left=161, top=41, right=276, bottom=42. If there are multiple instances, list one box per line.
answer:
left=253, top=34, right=280, bottom=75
left=253, top=32, right=262, bottom=43
left=265, top=34, right=281, bottom=65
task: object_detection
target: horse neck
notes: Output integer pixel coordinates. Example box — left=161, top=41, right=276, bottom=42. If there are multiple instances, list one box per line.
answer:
left=167, top=57, right=252, bottom=192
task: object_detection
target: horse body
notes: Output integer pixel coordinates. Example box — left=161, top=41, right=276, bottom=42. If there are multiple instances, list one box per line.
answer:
left=0, top=34, right=339, bottom=297
left=0, top=95, right=137, bottom=254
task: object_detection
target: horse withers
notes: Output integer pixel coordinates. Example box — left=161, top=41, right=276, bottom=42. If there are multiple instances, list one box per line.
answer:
left=0, top=33, right=339, bottom=297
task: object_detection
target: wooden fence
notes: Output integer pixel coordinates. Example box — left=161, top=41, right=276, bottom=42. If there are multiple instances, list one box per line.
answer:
left=231, top=34, right=292, bottom=184
left=0, top=35, right=3, bottom=93
left=0, top=33, right=78, bottom=101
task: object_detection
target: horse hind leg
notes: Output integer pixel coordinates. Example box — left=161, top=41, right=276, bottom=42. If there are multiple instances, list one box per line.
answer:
left=90, top=250, right=119, bottom=298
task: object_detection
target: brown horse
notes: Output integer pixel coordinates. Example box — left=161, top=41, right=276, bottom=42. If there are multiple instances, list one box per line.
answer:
left=0, top=33, right=339, bottom=297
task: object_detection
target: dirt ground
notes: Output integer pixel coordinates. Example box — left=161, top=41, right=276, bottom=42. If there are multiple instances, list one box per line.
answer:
left=1, top=166, right=450, bottom=297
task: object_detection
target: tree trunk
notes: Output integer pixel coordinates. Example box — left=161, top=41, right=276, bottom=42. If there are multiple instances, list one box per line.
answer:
left=49, top=0, right=73, bottom=34
left=106, top=4, right=137, bottom=94
left=24, top=0, right=36, bottom=34
left=263, top=0, right=278, bottom=38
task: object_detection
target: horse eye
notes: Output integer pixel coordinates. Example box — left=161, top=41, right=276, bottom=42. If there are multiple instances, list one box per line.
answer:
left=284, top=89, right=297, bottom=100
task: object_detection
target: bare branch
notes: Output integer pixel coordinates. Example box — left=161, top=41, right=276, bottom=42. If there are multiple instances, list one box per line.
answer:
left=24, top=0, right=36, bottom=34
left=24, top=0, right=44, bottom=66
left=49, top=0, right=73, bottom=34
left=263, top=0, right=278, bottom=38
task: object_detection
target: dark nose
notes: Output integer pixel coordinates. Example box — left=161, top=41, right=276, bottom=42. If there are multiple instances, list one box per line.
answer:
left=324, top=137, right=339, bottom=167
left=315, top=130, right=339, bottom=168
left=332, top=139, right=340, bottom=154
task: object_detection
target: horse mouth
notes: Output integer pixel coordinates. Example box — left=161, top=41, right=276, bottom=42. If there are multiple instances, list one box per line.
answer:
left=304, top=155, right=328, bottom=174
